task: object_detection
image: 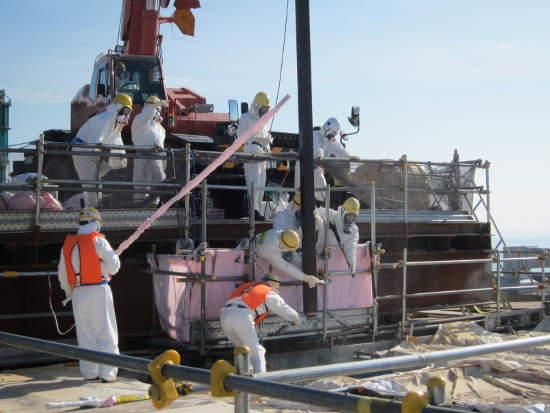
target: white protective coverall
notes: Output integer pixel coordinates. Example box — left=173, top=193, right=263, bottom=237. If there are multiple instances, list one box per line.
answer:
left=273, top=202, right=300, bottom=232
left=255, top=229, right=320, bottom=287
left=294, top=131, right=350, bottom=203
left=72, top=103, right=128, bottom=207
left=220, top=285, right=299, bottom=373
left=325, top=207, right=359, bottom=273
left=237, top=103, right=272, bottom=213
left=57, top=221, right=121, bottom=381
left=131, top=105, right=166, bottom=201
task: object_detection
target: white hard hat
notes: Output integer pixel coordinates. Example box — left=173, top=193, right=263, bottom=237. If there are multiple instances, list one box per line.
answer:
left=323, top=117, right=340, bottom=137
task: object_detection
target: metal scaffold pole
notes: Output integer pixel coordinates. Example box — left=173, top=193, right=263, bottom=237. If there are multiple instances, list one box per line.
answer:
left=295, top=0, right=317, bottom=313
left=258, top=332, right=550, bottom=383
left=0, top=89, right=11, bottom=184
left=0, top=331, right=464, bottom=413
left=200, top=180, right=208, bottom=354
left=370, top=180, right=379, bottom=342
left=322, top=184, right=331, bottom=341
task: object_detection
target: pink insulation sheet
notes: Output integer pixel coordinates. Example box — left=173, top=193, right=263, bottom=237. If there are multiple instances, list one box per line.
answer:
left=149, top=244, right=372, bottom=342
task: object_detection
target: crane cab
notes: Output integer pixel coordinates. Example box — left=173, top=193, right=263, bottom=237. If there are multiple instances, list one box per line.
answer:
left=71, top=53, right=167, bottom=141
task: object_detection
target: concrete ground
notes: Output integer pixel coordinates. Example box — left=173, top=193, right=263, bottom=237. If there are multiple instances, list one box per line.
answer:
left=0, top=363, right=267, bottom=413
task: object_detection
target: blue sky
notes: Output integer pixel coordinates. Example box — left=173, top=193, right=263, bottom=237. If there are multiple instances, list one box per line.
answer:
left=1, top=1, right=549, bottom=238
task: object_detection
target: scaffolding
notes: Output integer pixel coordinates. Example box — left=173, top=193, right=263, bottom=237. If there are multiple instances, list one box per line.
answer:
left=0, top=139, right=548, bottom=351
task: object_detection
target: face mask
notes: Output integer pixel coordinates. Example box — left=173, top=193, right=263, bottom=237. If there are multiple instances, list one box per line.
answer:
left=294, top=211, right=302, bottom=227
left=343, top=213, right=356, bottom=234
left=258, top=106, right=269, bottom=117
left=326, top=132, right=336, bottom=141
left=153, top=109, right=162, bottom=122
left=282, top=250, right=294, bottom=262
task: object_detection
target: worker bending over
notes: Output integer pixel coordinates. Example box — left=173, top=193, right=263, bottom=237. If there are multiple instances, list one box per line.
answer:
left=131, top=95, right=168, bottom=205
left=322, top=197, right=360, bottom=274
left=255, top=229, right=324, bottom=288
left=220, top=273, right=301, bottom=373
left=237, top=92, right=273, bottom=220
left=72, top=94, right=133, bottom=207
left=57, top=208, right=121, bottom=383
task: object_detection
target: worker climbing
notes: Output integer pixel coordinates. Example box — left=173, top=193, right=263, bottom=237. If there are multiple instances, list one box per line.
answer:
left=57, top=207, right=121, bottom=383
left=131, top=95, right=168, bottom=206
left=220, top=273, right=301, bottom=373
left=237, top=92, right=273, bottom=221
left=72, top=94, right=133, bottom=207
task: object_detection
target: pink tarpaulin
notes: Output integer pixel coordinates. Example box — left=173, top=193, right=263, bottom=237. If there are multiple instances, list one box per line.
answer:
left=149, top=244, right=372, bottom=342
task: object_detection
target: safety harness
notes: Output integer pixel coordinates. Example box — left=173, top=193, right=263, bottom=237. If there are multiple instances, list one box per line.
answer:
left=328, top=220, right=354, bottom=275
left=229, top=282, right=273, bottom=324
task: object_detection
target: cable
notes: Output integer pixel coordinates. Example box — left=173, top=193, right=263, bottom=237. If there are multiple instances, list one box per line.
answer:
left=48, top=275, right=75, bottom=336
left=7, top=140, right=37, bottom=147
left=269, top=0, right=290, bottom=132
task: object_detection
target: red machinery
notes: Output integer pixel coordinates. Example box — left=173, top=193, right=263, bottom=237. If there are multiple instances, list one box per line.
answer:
left=70, top=0, right=229, bottom=141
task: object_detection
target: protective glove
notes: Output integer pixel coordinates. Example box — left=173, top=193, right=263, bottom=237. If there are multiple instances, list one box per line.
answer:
left=303, top=275, right=325, bottom=288
left=349, top=155, right=360, bottom=161
left=314, top=149, right=324, bottom=160
left=62, top=287, right=73, bottom=306
left=64, top=286, right=73, bottom=300
left=292, top=318, right=302, bottom=328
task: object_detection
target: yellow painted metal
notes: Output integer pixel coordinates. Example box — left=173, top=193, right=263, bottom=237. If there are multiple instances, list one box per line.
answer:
left=426, top=376, right=446, bottom=388
left=210, top=359, right=237, bottom=397
left=147, top=349, right=181, bottom=409
left=233, top=345, right=251, bottom=356
left=401, top=391, right=429, bottom=413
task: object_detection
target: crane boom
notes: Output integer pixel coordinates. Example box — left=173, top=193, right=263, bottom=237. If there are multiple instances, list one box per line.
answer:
left=120, top=0, right=200, bottom=56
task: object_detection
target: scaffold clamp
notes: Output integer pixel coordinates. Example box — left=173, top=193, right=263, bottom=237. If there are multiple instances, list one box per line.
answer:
left=147, top=349, right=181, bottom=409
left=210, top=359, right=237, bottom=397
left=402, top=391, right=429, bottom=413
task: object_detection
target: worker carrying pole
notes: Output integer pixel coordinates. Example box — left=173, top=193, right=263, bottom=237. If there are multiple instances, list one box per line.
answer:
left=57, top=207, right=121, bottom=383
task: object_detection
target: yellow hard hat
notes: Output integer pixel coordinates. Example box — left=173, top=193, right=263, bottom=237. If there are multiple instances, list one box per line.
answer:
left=280, top=230, right=299, bottom=251
left=114, top=93, right=133, bottom=111
left=79, top=207, right=103, bottom=224
left=343, top=197, right=360, bottom=215
left=253, top=92, right=270, bottom=107
left=291, top=193, right=301, bottom=209
left=144, top=95, right=168, bottom=108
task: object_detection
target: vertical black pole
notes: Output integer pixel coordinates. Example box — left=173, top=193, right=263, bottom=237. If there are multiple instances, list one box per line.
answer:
left=295, top=0, right=317, bottom=313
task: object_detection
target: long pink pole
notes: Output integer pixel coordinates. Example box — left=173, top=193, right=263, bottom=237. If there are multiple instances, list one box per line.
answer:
left=115, top=94, right=291, bottom=255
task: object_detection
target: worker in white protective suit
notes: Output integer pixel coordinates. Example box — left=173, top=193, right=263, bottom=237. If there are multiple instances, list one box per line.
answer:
left=273, top=193, right=301, bottom=232
left=131, top=95, right=168, bottom=204
left=57, top=207, right=121, bottom=383
left=294, top=117, right=352, bottom=203
left=72, top=94, right=133, bottom=207
left=273, top=193, right=326, bottom=253
left=237, top=92, right=273, bottom=221
left=220, top=273, right=301, bottom=373
left=324, top=197, right=360, bottom=274
left=254, top=229, right=324, bottom=288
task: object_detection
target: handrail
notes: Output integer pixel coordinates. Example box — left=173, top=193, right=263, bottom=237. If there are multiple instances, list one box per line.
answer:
left=257, top=333, right=550, bottom=383
left=0, top=331, right=462, bottom=413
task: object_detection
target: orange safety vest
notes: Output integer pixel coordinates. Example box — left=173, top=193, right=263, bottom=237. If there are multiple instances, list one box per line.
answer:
left=62, top=232, right=108, bottom=287
left=229, top=282, right=273, bottom=324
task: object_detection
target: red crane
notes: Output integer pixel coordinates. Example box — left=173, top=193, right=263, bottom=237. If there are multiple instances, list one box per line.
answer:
left=70, top=0, right=229, bottom=142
